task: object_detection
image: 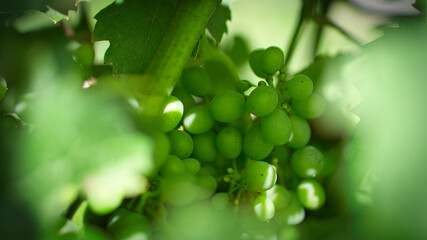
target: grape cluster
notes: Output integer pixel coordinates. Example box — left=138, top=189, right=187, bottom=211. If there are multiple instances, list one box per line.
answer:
left=105, top=47, right=329, bottom=238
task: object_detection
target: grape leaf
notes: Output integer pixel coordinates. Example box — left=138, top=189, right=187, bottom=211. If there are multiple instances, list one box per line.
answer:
left=93, top=0, right=178, bottom=74
left=43, top=6, right=69, bottom=23
left=14, top=47, right=155, bottom=231
left=207, top=4, right=231, bottom=44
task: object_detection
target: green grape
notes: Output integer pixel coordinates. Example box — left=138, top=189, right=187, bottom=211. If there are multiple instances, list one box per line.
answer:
left=167, top=130, right=193, bottom=159
left=216, top=127, right=242, bottom=159
left=159, top=155, right=186, bottom=177
left=228, top=110, right=253, bottom=135
left=183, top=158, right=201, bottom=175
left=181, top=67, right=212, bottom=96
left=292, top=92, right=325, bottom=119
left=246, top=85, right=278, bottom=117
left=249, top=49, right=268, bottom=79
left=253, top=195, right=275, bottom=221
left=152, top=132, right=170, bottom=170
left=0, top=77, right=7, bottom=101
left=297, top=179, right=325, bottom=210
left=211, top=192, right=229, bottom=211
left=237, top=79, right=252, bottom=92
left=279, top=226, right=300, bottom=240
left=160, top=173, right=200, bottom=206
left=261, top=46, right=284, bottom=74
left=183, top=105, right=214, bottom=134
left=210, top=90, right=246, bottom=122
left=160, top=95, right=184, bottom=132
left=244, top=161, right=277, bottom=192
left=261, top=108, right=291, bottom=145
left=287, top=114, right=311, bottom=149
left=287, top=74, right=313, bottom=100
left=274, top=193, right=305, bottom=225
left=270, top=145, right=292, bottom=164
left=107, top=208, right=149, bottom=233
left=290, top=146, right=325, bottom=178
left=196, top=173, right=217, bottom=200
left=277, top=81, right=292, bottom=103
left=264, top=185, right=292, bottom=210
left=172, top=86, right=195, bottom=112
left=192, top=131, right=217, bottom=162
left=243, top=124, right=274, bottom=160
left=317, top=153, right=336, bottom=178
left=74, top=43, right=94, bottom=67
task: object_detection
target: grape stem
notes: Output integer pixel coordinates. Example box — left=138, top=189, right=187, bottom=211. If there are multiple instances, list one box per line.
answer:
left=282, top=2, right=307, bottom=73
left=312, top=15, right=362, bottom=47
left=140, top=0, right=221, bottom=116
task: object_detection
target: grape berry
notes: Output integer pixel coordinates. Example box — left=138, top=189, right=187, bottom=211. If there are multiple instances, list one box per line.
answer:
left=94, top=46, right=330, bottom=238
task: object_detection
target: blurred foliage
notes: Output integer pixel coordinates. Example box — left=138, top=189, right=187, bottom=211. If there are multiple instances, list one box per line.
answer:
left=1, top=0, right=426, bottom=239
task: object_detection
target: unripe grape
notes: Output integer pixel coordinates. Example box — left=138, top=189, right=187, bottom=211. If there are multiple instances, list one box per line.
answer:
left=274, top=193, right=305, bottom=225
left=253, top=195, right=275, bottom=221
left=264, top=185, right=292, bottom=210
left=106, top=208, right=151, bottom=240
left=172, top=86, right=195, bottom=112
left=210, top=90, right=245, bottom=123
left=270, top=145, right=292, bottom=164
left=152, top=132, right=170, bottom=170
left=159, top=155, right=186, bottom=177
left=292, top=93, right=325, bottom=119
left=249, top=49, right=269, bottom=79
left=211, top=192, right=229, bottom=211
left=183, top=105, right=214, bottom=134
left=107, top=208, right=149, bottom=233
left=246, top=85, right=278, bottom=117
left=160, top=173, right=199, bottom=206
left=196, top=173, right=217, bottom=200
left=243, top=124, right=274, bottom=160
left=290, top=146, right=325, bottom=178
left=297, top=179, right=325, bottom=210
left=181, top=67, right=212, bottom=97
left=287, top=74, right=313, bottom=100
left=168, top=130, right=193, bottom=159
left=216, top=127, right=242, bottom=159
left=192, top=131, right=217, bottom=163
left=244, top=161, right=277, bottom=192
left=237, top=80, right=252, bottom=92
left=183, top=158, right=201, bottom=175
left=261, top=46, right=284, bottom=74
left=287, top=115, right=311, bottom=149
left=261, top=108, right=291, bottom=145
left=160, top=95, right=184, bottom=132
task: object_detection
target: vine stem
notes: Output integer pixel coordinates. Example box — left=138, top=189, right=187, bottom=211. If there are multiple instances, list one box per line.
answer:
left=313, top=15, right=362, bottom=47
left=141, top=0, right=221, bottom=116
left=282, top=3, right=307, bottom=73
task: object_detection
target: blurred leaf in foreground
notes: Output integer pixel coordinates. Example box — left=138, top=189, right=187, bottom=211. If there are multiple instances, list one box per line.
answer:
left=348, top=18, right=427, bottom=239
left=14, top=43, right=153, bottom=238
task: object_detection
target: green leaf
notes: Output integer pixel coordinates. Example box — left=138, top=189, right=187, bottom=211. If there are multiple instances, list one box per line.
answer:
left=44, top=5, right=69, bottom=23
left=14, top=46, right=154, bottom=228
left=93, top=0, right=179, bottom=74
left=207, top=4, right=231, bottom=44
left=224, top=35, right=249, bottom=66
left=42, top=0, right=90, bottom=24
